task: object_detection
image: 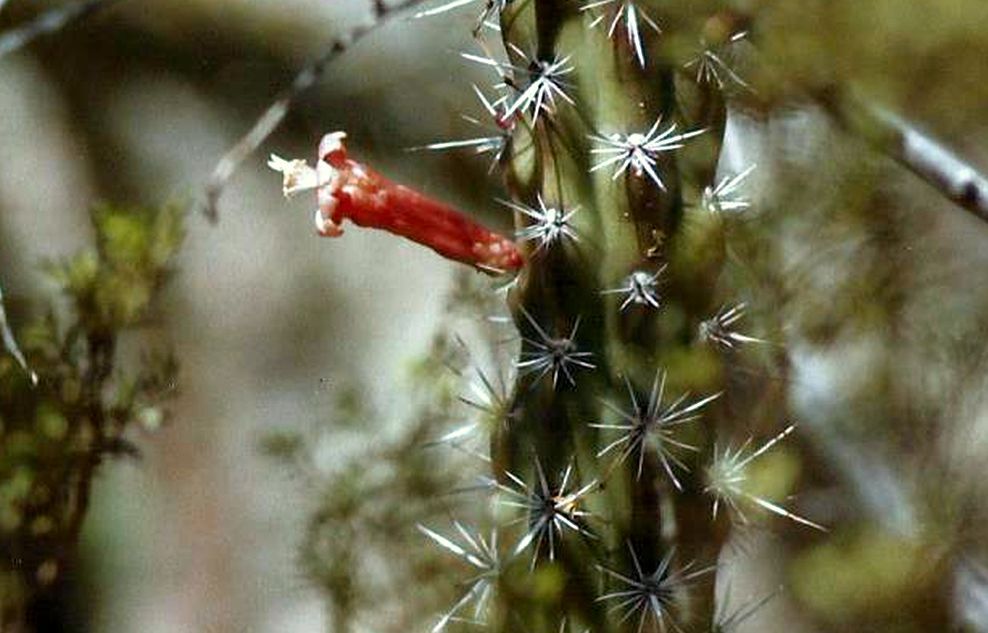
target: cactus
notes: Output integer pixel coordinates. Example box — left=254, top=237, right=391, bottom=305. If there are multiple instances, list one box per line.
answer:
left=476, top=2, right=744, bottom=631
left=268, top=1, right=821, bottom=632
left=259, top=2, right=988, bottom=632
left=1, top=0, right=986, bottom=629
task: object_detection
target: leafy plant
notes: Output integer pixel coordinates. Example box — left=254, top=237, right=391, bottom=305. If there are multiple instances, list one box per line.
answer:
left=0, top=203, right=183, bottom=628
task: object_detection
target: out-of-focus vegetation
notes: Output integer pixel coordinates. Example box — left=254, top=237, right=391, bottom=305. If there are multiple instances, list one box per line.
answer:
left=260, top=269, right=512, bottom=633
left=1, top=0, right=988, bottom=632
left=1, top=203, right=183, bottom=629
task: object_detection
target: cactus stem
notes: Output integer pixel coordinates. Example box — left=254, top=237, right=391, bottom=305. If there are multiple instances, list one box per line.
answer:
left=700, top=165, right=756, bottom=215
left=579, top=0, right=661, bottom=69
left=497, top=459, right=599, bottom=568
left=705, top=424, right=827, bottom=531
left=591, top=370, right=721, bottom=487
left=600, top=267, right=666, bottom=311
left=596, top=544, right=716, bottom=633
left=684, top=31, right=752, bottom=91
left=697, top=303, right=766, bottom=349
left=589, top=119, right=707, bottom=191
left=418, top=522, right=502, bottom=631
left=516, top=309, right=596, bottom=389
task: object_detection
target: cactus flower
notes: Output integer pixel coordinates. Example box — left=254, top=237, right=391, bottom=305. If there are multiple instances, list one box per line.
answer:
left=269, top=132, right=524, bottom=274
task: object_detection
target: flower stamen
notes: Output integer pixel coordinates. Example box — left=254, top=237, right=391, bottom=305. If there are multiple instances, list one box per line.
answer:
left=269, top=132, right=524, bottom=274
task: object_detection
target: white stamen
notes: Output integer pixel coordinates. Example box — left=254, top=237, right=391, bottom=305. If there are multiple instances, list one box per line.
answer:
left=267, top=154, right=321, bottom=198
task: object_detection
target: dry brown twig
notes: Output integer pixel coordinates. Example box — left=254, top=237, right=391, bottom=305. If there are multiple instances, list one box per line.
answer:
left=0, top=0, right=120, bottom=58
left=203, top=0, right=429, bottom=222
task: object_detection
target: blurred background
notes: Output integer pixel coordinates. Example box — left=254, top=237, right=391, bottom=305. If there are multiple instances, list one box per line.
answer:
left=4, top=0, right=988, bottom=632
left=0, top=0, right=508, bottom=630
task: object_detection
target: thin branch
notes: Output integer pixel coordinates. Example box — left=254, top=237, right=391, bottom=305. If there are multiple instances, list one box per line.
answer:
left=715, top=6, right=988, bottom=225
left=824, top=91, right=988, bottom=223
left=203, top=0, right=428, bottom=222
left=65, top=333, right=115, bottom=548
left=0, top=0, right=119, bottom=59
left=0, top=282, right=37, bottom=384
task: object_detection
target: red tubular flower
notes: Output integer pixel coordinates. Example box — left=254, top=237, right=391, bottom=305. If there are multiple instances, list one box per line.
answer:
left=269, top=132, right=523, bottom=274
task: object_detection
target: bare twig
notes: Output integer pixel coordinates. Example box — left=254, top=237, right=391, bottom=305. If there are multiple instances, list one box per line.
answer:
left=203, top=0, right=428, bottom=222
left=714, top=6, right=988, bottom=223
left=825, top=91, right=988, bottom=223
left=0, top=282, right=37, bottom=384
left=0, top=0, right=119, bottom=59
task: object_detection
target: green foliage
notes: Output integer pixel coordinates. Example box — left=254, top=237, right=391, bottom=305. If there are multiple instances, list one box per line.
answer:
left=45, top=203, right=185, bottom=332
left=0, top=202, right=184, bottom=626
left=260, top=273, right=507, bottom=633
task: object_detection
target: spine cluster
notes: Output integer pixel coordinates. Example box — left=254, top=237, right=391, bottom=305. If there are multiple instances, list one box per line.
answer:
left=270, top=2, right=823, bottom=631
left=410, top=2, right=820, bottom=632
